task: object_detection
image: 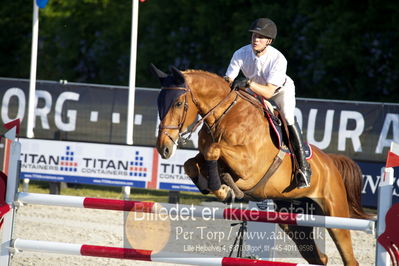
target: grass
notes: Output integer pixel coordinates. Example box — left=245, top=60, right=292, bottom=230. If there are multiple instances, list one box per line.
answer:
left=20, top=181, right=218, bottom=205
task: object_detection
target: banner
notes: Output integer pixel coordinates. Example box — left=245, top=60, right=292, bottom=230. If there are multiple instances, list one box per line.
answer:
left=358, top=161, right=399, bottom=207
left=17, top=138, right=200, bottom=192
left=297, top=98, right=399, bottom=162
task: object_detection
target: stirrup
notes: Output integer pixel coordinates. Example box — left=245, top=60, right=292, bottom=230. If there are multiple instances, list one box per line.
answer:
left=296, top=169, right=311, bottom=188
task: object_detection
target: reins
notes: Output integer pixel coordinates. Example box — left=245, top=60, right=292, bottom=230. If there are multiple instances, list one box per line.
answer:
left=180, top=89, right=237, bottom=143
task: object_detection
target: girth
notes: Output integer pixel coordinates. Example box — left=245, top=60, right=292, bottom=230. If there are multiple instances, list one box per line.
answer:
left=242, top=149, right=286, bottom=201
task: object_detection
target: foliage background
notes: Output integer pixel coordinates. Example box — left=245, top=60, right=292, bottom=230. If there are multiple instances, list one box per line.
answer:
left=1, top=0, right=398, bottom=102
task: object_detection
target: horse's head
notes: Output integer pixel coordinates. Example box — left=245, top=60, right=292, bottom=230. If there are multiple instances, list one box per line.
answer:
left=151, top=64, right=199, bottom=159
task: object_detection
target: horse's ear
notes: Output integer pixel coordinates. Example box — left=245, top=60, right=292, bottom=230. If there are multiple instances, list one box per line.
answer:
left=150, top=63, right=168, bottom=79
left=170, top=66, right=185, bottom=85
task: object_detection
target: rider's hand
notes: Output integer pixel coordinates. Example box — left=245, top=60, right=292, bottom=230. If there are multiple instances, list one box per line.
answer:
left=231, top=77, right=250, bottom=90
left=223, top=76, right=232, bottom=84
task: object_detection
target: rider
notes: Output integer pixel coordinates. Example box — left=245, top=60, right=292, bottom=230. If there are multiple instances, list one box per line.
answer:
left=224, top=18, right=311, bottom=188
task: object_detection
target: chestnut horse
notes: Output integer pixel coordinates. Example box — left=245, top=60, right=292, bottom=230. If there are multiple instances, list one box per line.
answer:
left=153, top=65, right=370, bottom=266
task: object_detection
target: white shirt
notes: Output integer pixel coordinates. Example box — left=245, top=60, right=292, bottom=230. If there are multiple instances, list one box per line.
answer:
left=225, top=44, right=288, bottom=87
left=225, top=44, right=296, bottom=125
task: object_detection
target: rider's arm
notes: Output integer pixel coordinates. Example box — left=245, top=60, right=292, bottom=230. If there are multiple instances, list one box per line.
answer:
left=225, top=50, right=242, bottom=83
left=247, top=80, right=279, bottom=99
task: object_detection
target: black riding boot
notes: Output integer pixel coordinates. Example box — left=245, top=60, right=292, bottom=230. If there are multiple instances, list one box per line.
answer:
left=288, top=122, right=312, bottom=188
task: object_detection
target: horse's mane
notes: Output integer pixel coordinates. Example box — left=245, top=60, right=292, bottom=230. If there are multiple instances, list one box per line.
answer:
left=182, top=69, right=224, bottom=81
left=182, top=69, right=230, bottom=92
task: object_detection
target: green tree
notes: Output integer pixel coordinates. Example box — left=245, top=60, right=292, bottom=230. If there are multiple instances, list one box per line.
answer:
left=0, top=2, right=32, bottom=78
left=38, top=0, right=132, bottom=84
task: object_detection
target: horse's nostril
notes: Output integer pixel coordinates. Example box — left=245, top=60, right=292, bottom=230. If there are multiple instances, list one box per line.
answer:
left=164, top=147, right=169, bottom=156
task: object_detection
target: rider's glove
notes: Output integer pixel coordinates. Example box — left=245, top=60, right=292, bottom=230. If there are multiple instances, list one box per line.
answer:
left=231, top=77, right=250, bottom=90
left=223, top=76, right=232, bottom=84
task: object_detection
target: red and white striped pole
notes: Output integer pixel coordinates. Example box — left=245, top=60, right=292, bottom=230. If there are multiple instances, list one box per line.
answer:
left=17, top=192, right=375, bottom=232
left=12, top=239, right=317, bottom=266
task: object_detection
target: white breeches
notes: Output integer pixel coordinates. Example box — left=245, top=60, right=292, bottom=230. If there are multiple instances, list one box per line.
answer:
left=271, top=78, right=296, bottom=125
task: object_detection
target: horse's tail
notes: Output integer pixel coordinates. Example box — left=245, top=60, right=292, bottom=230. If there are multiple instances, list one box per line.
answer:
left=328, top=153, right=373, bottom=219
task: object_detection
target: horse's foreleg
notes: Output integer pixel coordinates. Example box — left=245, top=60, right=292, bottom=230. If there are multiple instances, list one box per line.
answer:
left=205, top=160, right=222, bottom=191
left=183, top=154, right=210, bottom=194
left=204, top=143, right=233, bottom=202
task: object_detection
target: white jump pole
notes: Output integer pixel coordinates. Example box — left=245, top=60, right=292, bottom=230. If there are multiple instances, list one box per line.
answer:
left=16, top=192, right=375, bottom=232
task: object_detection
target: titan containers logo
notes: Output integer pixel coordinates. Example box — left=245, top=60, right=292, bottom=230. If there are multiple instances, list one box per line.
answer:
left=59, top=146, right=78, bottom=172
left=81, top=150, right=149, bottom=178
left=129, top=151, right=148, bottom=178
left=20, top=145, right=77, bottom=172
left=21, top=145, right=149, bottom=179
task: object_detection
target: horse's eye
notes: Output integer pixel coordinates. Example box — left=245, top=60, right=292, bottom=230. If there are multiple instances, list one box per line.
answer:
left=175, top=102, right=183, bottom=107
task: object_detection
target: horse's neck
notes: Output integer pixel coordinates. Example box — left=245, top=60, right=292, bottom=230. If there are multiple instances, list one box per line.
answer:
left=187, top=75, right=231, bottom=118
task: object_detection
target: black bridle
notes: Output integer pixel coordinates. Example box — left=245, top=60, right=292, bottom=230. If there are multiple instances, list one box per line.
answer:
left=158, top=84, right=237, bottom=146
left=158, top=87, right=190, bottom=145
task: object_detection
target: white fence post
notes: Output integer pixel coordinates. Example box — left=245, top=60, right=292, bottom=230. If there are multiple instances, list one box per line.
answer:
left=0, top=127, right=21, bottom=266
left=375, top=167, right=394, bottom=266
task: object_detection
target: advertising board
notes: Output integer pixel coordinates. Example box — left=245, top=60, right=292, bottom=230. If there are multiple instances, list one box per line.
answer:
left=19, top=138, right=200, bottom=192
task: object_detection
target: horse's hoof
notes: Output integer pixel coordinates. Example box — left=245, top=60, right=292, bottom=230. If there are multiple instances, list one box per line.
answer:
left=213, top=184, right=233, bottom=203
left=223, top=187, right=236, bottom=204
left=320, top=253, right=328, bottom=265
left=221, top=173, right=245, bottom=199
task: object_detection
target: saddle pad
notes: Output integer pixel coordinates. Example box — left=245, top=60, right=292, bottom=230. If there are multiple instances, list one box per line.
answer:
left=264, top=104, right=312, bottom=160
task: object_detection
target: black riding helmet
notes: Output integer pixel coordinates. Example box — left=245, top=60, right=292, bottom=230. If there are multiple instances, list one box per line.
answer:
left=249, top=18, right=277, bottom=40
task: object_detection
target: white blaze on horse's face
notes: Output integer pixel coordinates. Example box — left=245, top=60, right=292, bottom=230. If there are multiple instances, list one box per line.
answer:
left=169, top=142, right=177, bottom=158
left=157, top=129, right=178, bottom=159
left=157, top=125, right=180, bottom=159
